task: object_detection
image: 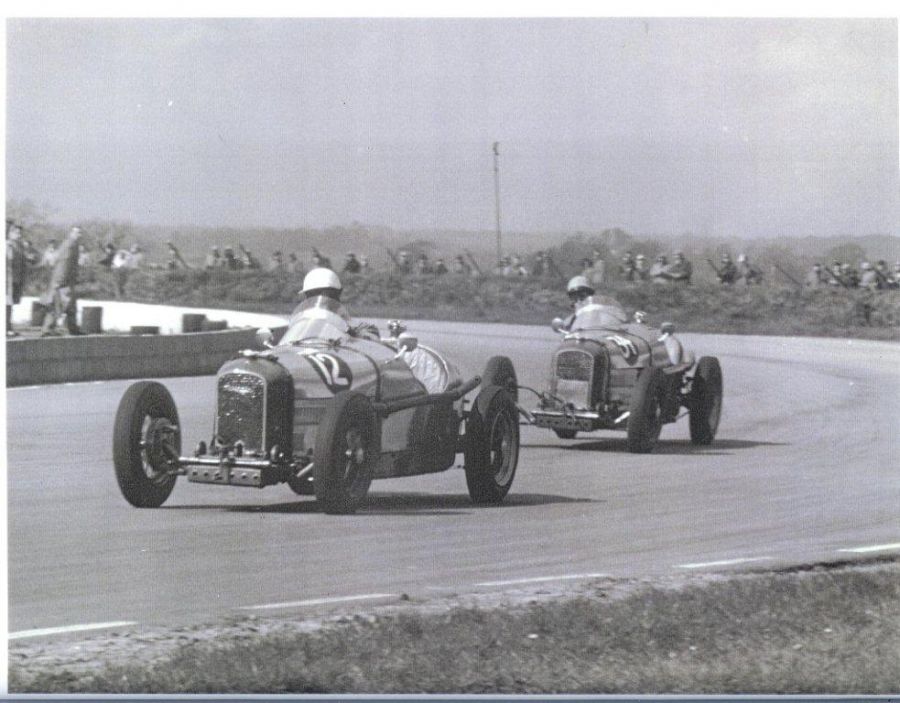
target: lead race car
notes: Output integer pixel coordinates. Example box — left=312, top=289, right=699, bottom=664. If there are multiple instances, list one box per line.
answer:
left=113, top=293, right=520, bottom=514
left=522, top=285, right=723, bottom=454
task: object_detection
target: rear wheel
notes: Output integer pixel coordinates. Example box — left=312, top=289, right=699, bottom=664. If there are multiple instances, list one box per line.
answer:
left=554, top=429, right=578, bottom=440
left=113, top=381, right=181, bottom=507
left=626, top=367, right=664, bottom=453
left=465, top=386, right=520, bottom=504
left=482, top=356, right=518, bottom=403
left=689, top=357, right=723, bottom=445
left=313, top=392, right=377, bottom=514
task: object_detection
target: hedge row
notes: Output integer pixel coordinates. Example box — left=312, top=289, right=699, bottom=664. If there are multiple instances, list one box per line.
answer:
left=22, top=267, right=900, bottom=339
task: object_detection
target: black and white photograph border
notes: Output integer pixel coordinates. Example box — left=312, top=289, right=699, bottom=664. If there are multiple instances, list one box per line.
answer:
left=2, top=0, right=900, bottom=696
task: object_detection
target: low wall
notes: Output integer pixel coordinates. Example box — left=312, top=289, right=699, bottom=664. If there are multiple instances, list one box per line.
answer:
left=7, top=298, right=287, bottom=387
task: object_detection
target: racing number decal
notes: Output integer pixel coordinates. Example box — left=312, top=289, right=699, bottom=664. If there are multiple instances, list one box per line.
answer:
left=303, top=352, right=353, bottom=393
left=606, top=335, right=639, bottom=365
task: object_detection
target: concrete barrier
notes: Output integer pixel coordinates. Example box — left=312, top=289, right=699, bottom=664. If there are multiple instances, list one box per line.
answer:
left=7, top=298, right=287, bottom=387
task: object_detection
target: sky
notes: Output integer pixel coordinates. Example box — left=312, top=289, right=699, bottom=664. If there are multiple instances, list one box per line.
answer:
left=5, top=17, right=899, bottom=237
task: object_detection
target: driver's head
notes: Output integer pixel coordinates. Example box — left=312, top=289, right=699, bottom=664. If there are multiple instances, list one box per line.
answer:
left=302, top=267, right=343, bottom=301
left=566, top=275, right=595, bottom=303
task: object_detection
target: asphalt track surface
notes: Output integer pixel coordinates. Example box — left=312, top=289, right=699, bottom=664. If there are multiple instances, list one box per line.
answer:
left=7, top=320, right=900, bottom=637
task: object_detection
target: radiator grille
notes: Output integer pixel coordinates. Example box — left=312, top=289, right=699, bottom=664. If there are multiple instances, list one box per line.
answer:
left=556, top=350, right=593, bottom=382
left=217, top=372, right=265, bottom=450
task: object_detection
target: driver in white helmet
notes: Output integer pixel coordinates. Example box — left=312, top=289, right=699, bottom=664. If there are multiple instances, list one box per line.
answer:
left=561, top=275, right=628, bottom=331
left=285, top=268, right=379, bottom=342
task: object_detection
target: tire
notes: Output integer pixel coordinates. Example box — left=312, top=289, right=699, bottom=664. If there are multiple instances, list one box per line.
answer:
left=689, top=357, right=723, bottom=445
left=554, top=429, right=578, bottom=440
left=482, top=356, right=518, bottom=403
left=464, top=386, right=520, bottom=504
left=113, top=381, right=181, bottom=508
left=313, top=392, right=377, bottom=514
left=626, top=367, right=664, bottom=454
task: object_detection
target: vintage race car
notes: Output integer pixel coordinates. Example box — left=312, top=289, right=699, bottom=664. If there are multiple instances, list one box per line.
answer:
left=113, top=296, right=520, bottom=514
left=522, top=299, right=722, bottom=453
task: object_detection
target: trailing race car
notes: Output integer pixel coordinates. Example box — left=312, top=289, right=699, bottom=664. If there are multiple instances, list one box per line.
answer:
left=523, top=291, right=722, bottom=454
left=112, top=295, right=520, bottom=514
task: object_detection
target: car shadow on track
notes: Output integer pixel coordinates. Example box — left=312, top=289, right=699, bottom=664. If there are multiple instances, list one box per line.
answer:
left=163, top=492, right=594, bottom=515
left=521, top=437, right=787, bottom=456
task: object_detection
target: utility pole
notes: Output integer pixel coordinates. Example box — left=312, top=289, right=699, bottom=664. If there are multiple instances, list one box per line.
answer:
left=493, top=141, right=502, bottom=264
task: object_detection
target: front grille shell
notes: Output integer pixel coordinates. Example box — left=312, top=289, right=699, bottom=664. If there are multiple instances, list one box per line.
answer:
left=215, top=358, right=294, bottom=456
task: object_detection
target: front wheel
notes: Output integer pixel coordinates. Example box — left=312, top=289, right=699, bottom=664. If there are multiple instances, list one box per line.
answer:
left=689, top=357, right=723, bottom=445
left=626, top=367, right=664, bottom=453
left=113, top=381, right=181, bottom=507
left=464, top=386, right=520, bottom=504
left=313, top=392, right=378, bottom=514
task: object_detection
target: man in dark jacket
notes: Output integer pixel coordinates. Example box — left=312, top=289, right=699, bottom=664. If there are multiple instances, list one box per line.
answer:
left=6, top=221, right=29, bottom=336
left=41, top=226, right=83, bottom=335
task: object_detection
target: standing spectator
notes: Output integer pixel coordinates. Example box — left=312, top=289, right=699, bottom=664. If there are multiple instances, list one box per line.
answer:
left=239, top=244, right=260, bottom=270
left=343, top=252, right=362, bottom=274
left=709, top=254, right=737, bottom=285
left=40, top=239, right=59, bottom=268
left=736, top=254, right=763, bottom=285
left=633, top=254, right=649, bottom=281
left=166, top=241, right=191, bottom=270
left=285, top=252, right=301, bottom=274
left=840, top=263, right=859, bottom=288
left=667, top=251, right=693, bottom=284
left=503, top=255, right=528, bottom=278
left=395, top=250, right=412, bottom=275
left=415, top=254, right=433, bottom=275
left=22, top=238, right=40, bottom=269
left=205, top=246, right=222, bottom=269
left=859, top=262, right=881, bottom=291
left=222, top=247, right=240, bottom=270
left=98, top=242, right=117, bottom=268
left=6, top=221, right=29, bottom=336
left=358, top=255, right=370, bottom=273
left=620, top=251, right=637, bottom=281
left=128, top=244, right=145, bottom=269
left=890, top=262, right=900, bottom=289
left=267, top=250, right=284, bottom=272
left=873, top=260, right=891, bottom=288
left=451, top=254, right=471, bottom=276
left=111, top=246, right=132, bottom=297
left=40, top=226, right=82, bottom=336
left=649, top=254, right=670, bottom=284
left=585, top=254, right=605, bottom=288
left=805, top=263, right=827, bottom=287
left=433, top=258, right=448, bottom=275
left=827, top=261, right=846, bottom=287
left=78, top=243, right=92, bottom=267
left=494, top=256, right=510, bottom=276
left=531, top=250, right=547, bottom=277
left=311, top=248, right=332, bottom=270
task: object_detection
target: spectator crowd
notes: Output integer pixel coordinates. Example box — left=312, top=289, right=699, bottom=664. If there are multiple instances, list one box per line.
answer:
left=7, top=218, right=900, bottom=337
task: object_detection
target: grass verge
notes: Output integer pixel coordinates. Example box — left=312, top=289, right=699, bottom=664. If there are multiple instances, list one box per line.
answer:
left=9, top=559, right=900, bottom=694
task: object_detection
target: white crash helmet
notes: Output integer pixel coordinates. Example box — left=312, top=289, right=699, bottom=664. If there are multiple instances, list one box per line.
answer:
left=566, top=275, right=595, bottom=300
left=301, top=267, right=342, bottom=300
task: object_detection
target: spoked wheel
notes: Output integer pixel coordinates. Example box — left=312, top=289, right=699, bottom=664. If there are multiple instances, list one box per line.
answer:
left=626, top=367, right=664, bottom=454
left=313, top=392, right=377, bottom=514
left=689, top=356, right=723, bottom=445
left=113, top=381, right=181, bottom=507
left=465, top=386, right=520, bottom=504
